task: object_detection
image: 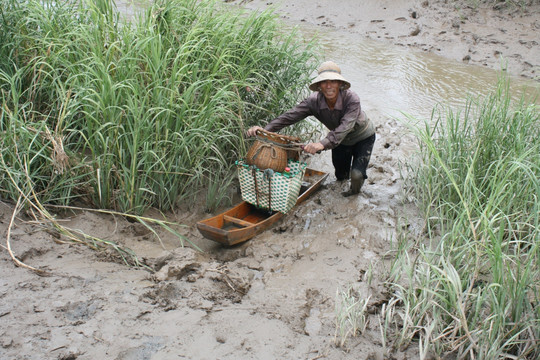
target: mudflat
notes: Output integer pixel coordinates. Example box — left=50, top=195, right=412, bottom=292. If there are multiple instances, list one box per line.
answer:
left=230, top=0, right=539, bottom=80
left=0, top=1, right=538, bottom=359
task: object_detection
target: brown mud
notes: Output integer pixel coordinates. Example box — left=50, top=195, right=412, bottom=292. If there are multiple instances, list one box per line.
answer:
left=231, top=0, right=539, bottom=80
left=1, top=1, right=538, bottom=359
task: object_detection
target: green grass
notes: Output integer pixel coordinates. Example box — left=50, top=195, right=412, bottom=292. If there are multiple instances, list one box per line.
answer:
left=334, top=285, right=370, bottom=348
left=0, top=0, right=319, bottom=265
left=385, top=78, right=539, bottom=358
left=0, top=0, right=319, bottom=213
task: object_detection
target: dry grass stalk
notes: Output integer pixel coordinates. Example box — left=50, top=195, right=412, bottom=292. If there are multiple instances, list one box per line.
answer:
left=5, top=195, right=50, bottom=276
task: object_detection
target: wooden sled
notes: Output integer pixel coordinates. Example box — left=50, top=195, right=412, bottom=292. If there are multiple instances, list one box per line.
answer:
left=196, top=168, right=329, bottom=246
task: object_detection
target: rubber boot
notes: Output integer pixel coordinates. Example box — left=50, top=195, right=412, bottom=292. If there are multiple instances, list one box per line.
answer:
left=342, top=169, right=364, bottom=197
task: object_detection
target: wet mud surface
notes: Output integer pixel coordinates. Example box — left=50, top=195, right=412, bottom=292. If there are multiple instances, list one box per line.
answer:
left=0, top=118, right=422, bottom=359
left=1, top=0, right=538, bottom=359
left=230, top=0, right=539, bottom=80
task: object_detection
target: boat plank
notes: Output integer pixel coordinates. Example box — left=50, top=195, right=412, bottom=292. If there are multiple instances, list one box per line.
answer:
left=223, top=215, right=254, bottom=227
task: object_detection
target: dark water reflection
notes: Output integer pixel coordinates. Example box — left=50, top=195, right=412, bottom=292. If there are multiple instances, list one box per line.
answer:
left=114, top=1, right=539, bottom=121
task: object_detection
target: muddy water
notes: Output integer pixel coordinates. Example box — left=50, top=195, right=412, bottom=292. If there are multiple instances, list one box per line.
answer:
left=296, top=24, right=539, bottom=120
left=115, top=0, right=538, bottom=121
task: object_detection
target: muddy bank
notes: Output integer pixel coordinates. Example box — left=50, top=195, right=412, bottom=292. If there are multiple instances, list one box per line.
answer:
left=228, top=0, right=539, bottom=80
left=1, top=115, right=420, bottom=359
left=1, top=1, right=537, bottom=359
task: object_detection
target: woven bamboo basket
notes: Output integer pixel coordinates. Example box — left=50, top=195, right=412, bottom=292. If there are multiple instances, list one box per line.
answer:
left=245, top=129, right=301, bottom=172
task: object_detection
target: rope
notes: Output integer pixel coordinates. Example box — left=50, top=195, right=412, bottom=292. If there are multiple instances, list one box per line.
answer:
left=251, top=166, right=260, bottom=208
left=263, top=169, right=274, bottom=211
left=250, top=143, right=279, bottom=163
left=254, top=137, right=305, bottom=152
left=251, top=166, right=275, bottom=210
left=254, top=129, right=303, bottom=149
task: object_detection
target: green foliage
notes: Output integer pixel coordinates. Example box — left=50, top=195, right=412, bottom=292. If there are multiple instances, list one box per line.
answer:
left=334, top=285, right=370, bottom=348
left=0, top=0, right=319, bottom=214
left=389, top=78, right=539, bottom=358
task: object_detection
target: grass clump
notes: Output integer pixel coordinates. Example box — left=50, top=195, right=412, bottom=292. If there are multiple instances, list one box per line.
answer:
left=0, top=0, right=318, bottom=267
left=334, top=285, right=370, bottom=348
left=385, top=78, right=539, bottom=358
left=0, top=0, right=318, bottom=213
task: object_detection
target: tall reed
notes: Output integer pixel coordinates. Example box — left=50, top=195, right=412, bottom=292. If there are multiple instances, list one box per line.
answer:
left=386, top=78, right=539, bottom=358
left=0, top=0, right=318, bottom=266
left=0, top=0, right=319, bottom=214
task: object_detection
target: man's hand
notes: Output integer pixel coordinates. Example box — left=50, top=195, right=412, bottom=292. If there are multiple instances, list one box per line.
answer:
left=246, top=126, right=264, bottom=137
left=303, top=142, right=324, bottom=154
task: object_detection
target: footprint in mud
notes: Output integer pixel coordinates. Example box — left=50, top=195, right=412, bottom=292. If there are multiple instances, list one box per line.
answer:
left=56, top=299, right=101, bottom=324
left=152, top=247, right=202, bottom=281
left=141, top=282, right=185, bottom=309
left=116, top=337, right=164, bottom=360
left=304, top=307, right=322, bottom=336
left=302, top=289, right=330, bottom=336
left=18, top=245, right=50, bottom=262
left=147, top=248, right=253, bottom=310
left=335, top=224, right=360, bottom=248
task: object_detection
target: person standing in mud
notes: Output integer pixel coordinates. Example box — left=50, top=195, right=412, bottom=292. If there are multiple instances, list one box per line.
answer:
left=247, top=61, right=376, bottom=197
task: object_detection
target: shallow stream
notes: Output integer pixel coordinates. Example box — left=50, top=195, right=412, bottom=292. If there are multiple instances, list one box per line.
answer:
left=116, top=0, right=539, bottom=122
left=298, top=23, right=539, bottom=121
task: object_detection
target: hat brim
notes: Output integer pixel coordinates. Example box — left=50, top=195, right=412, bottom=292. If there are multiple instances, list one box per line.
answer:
left=309, top=72, right=351, bottom=91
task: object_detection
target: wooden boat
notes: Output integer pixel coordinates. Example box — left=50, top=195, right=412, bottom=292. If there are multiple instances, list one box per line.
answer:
left=196, top=168, right=329, bottom=246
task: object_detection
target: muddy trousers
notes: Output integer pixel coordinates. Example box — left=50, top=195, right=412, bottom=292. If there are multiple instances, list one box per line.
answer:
left=331, top=133, right=376, bottom=181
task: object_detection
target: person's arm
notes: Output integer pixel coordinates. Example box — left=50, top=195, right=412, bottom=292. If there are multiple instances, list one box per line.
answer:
left=264, top=97, right=314, bottom=133
left=246, top=95, right=314, bottom=137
